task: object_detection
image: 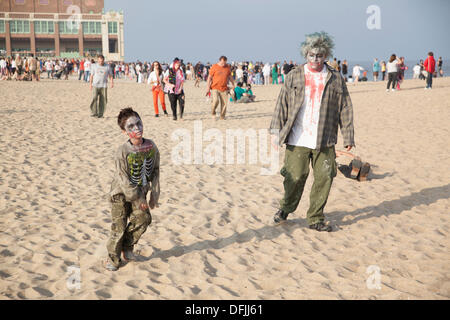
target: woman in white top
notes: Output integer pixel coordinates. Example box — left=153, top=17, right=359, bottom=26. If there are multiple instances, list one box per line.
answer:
left=262, top=63, right=271, bottom=85
left=236, top=65, right=244, bottom=83
left=386, top=54, right=399, bottom=91
left=148, top=61, right=168, bottom=117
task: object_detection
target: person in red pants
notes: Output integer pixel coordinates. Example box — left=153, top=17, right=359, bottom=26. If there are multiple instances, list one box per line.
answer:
left=148, top=61, right=168, bottom=117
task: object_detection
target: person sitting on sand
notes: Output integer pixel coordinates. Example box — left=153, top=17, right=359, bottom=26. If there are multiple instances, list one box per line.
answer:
left=245, top=84, right=256, bottom=101
left=105, top=108, right=160, bottom=271
left=270, top=31, right=355, bottom=232
left=230, top=82, right=255, bottom=103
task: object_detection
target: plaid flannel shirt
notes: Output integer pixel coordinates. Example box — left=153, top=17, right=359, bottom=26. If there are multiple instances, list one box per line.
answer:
left=270, top=64, right=355, bottom=150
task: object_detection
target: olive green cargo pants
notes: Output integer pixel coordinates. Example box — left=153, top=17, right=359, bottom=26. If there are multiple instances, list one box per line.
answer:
left=280, top=145, right=337, bottom=225
left=90, top=87, right=107, bottom=118
left=106, top=194, right=152, bottom=268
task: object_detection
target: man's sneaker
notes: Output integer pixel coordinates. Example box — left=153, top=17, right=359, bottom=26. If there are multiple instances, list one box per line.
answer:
left=274, top=209, right=289, bottom=224
left=164, top=110, right=169, bottom=117
left=104, top=259, right=119, bottom=272
left=309, top=222, right=333, bottom=232
left=122, top=249, right=137, bottom=262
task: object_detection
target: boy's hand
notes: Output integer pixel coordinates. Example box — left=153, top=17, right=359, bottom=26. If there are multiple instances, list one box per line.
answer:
left=139, top=203, right=149, bottom=211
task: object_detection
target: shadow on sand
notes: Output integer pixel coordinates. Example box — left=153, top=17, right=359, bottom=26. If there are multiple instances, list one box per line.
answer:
left=142, top=183, right=450, bottom=261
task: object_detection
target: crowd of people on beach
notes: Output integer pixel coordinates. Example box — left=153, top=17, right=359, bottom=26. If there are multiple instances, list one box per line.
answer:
left=1, top=53, right=444, bottom=87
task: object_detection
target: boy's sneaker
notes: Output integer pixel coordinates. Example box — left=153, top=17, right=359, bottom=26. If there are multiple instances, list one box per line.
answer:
left=122, top=249, right=138, bottom=262
left=274, top=209, right=289, bottom=224
left=309, top=222, right=333, bottom=232
left=164, top=110, right=169, bottom=116
left=104, top=259, right=119, bottom=272
left=155, top=114, right=159, bottom=118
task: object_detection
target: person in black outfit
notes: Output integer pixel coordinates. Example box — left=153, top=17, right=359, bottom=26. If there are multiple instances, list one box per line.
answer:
left=164, top=58, right=185, bottom=121
left=283, top=60, right=295, bottom=75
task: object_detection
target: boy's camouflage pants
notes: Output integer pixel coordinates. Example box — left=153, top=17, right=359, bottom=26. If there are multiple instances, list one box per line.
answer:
left=106, top=194, right=152, bottom=268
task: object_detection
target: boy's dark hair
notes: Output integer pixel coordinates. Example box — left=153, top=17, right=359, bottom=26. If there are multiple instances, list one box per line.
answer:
left=118, top=108, right=141, bottom=131
left=98, top=54, right=105, bottom=60
left=219, top=56, right=228, bottom=62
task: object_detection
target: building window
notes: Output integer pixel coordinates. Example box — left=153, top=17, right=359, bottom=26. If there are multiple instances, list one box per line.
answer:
left=0, top=20, right=5, bottom=34
left=82, top=21, right=101, bottom=34
left=108, top=21, right=118, bottom=34
left=83, top=21, right=102, bottom=34
left=34, top=21, right=55, bottom=34
left=10, top=20, right=30, bottom=34
left=58, top=21, right=79, bottom=34
left=39, top=0, right=49, bottom=5
left=15, top=0, right=26, bottom=4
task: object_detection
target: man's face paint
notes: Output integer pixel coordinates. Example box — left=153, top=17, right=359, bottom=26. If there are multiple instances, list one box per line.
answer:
left=307, top=49, right=326, bottom=71
left=125, top=116, right=144, bottom=140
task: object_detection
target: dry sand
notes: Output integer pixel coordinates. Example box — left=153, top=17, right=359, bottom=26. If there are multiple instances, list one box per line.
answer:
left=0, top=75, right=449, bottom=300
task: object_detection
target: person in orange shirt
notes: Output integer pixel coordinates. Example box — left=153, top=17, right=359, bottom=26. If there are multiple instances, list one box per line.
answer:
left=206, top=56, right=235, bottom=120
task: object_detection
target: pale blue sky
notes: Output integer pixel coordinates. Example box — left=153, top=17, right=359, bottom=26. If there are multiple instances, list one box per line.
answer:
left=105, top=0, right=450, bottom=63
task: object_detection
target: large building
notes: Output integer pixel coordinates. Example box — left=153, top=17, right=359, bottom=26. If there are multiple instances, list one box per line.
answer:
left=0, top=0, right=124, bottom=61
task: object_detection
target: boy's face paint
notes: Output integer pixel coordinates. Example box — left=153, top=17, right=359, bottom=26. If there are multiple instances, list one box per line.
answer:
left=307, top=49, right=326, bottom=72
left=125, top=116, right=144, bottom=139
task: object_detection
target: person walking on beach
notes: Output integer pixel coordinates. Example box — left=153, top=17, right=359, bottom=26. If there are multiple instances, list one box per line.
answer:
left=28, top=54, right=38, bottom=81
left=270, top=32, right=355, bottom=232
left=89, top=55, right=114, bottom=118
left=194, top=62, right=204, bottom=88
left=84, top=59, right=92, bottom=82
left=263, top=63, right=271, bottom=85
left=437, top=57, right=443, bottom=77
left=105, top=108, right=160, bottom=271
left=79, top=59, right=85, bottom=81
left=272, top=63, right=279, bottom=84
left=164, top=58, right=185, bottom=121
left=206, top=56, right=235, bottom=120
left=341, top=60, right=348, bottom=81
left=386, top=54, right=399, bottom=92
left=424, top=52, right=436, bottom=90
left=396, top=57, right=406, bottom=90
left=373, top=58, right=380, bottom=81
left=148, top=61, right=169, bottom=118
left=381, top=61, right=387, bottom=81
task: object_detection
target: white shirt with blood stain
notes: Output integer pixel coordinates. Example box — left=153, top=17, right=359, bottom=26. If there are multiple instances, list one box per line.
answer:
left=288, top=65, right=329, bottom=149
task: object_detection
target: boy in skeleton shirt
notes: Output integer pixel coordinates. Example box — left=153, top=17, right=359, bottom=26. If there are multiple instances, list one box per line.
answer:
left=105, top=108, right=160, bottom=271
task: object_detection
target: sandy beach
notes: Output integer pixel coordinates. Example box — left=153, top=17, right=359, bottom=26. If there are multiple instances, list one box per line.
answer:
left=0, top=76, right=449, bottom=300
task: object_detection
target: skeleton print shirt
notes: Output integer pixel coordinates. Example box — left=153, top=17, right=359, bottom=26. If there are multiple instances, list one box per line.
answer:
left=110, top=139, right=160, bottom=207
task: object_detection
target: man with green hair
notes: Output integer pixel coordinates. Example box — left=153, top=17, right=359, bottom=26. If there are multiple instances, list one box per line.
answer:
left=270, top=32, right=355, bottom=232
